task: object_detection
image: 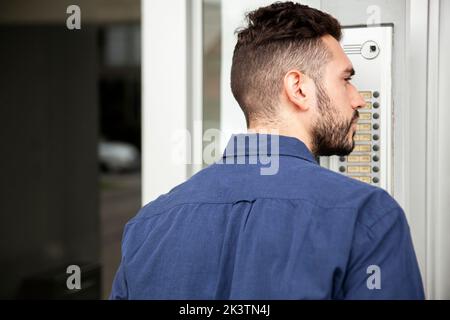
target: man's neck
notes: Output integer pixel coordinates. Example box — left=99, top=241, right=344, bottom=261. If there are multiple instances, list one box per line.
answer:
left=247, top=125, right=313, bottom=154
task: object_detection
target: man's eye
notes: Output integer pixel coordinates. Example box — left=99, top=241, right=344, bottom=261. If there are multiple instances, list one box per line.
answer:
left=345, top=77, right=353, bottom=82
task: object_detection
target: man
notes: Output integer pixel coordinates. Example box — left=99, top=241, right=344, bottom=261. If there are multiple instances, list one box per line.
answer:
left=111, top=2, right=424, bottom=299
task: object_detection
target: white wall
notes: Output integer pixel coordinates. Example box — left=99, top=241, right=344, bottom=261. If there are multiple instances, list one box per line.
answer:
left=142, top=0, right=203, bottom=203
left=142, top=0, right=189, bottom=203
left=429, top=0, right=450, bottom=299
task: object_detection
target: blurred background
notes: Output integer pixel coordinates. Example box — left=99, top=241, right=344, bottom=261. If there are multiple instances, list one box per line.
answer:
left=0, top=0, right=221, bottom=299
left=0, top=0, right=449, bottom=299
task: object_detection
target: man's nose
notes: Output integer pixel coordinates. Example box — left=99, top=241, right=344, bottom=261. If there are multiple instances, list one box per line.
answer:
left=353, top=90, right=366, bottom=110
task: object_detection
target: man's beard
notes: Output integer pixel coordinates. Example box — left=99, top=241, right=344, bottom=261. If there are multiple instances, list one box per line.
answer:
left=310, top=81, right=359, bottom=157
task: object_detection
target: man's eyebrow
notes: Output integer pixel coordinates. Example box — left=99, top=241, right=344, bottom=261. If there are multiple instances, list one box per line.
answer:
left=342, top=67, right=355, bottom=77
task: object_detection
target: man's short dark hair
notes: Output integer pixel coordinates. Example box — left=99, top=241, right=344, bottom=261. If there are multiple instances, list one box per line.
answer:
left=230, top=1, right=342, bottom=126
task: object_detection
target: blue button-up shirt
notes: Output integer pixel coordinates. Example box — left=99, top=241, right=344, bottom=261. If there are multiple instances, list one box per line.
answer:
left=111, top=134, right=424, bottom=299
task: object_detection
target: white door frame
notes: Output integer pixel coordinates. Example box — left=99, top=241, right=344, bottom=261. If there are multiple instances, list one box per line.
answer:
left=141, top=0, right=203, bottom=204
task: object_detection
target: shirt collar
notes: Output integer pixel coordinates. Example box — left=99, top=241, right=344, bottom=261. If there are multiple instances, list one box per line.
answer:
left=222, top=133, right=318, bottom=164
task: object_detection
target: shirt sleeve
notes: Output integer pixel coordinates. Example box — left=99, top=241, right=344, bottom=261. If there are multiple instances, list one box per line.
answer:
left=109, top=260, right=128, bottom=300
left=110, top=221, right=135, bottom=300
left=341, top=205, right=425, bottom=300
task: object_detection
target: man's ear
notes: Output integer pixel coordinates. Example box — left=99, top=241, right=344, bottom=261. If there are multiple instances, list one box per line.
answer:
left=283, top=69, right=311, bottom=111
